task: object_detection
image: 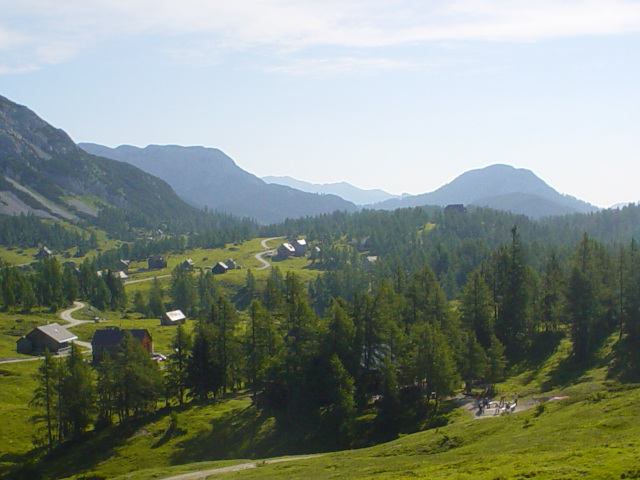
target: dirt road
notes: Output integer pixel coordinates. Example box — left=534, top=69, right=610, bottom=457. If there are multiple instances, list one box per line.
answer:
left=158, top=455, right=321, bottom=480
left=254, top=236, right=285, bottom=270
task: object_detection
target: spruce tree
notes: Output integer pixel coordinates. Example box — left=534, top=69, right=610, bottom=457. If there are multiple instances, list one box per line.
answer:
left=167, top=325, right=193, bottom=404
left=30, top=350, right=60, bottom=452
left=59, top=344, right=95, bottom=439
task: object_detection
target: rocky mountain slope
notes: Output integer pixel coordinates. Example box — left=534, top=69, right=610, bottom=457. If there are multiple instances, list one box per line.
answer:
left=372, top=164, right=598, bottom=218
left=79, top=143, right=358, bottom=224
left=0, top=94, right=199, bottom=229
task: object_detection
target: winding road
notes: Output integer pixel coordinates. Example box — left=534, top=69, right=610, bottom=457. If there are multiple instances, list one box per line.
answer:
left=58, top=301, right=93, bottom=350
left=254, top=236, right=284, bottom=270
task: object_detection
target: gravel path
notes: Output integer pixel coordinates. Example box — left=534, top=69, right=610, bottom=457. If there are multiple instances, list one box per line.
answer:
left=254, top=236, right=285, bottom=270
left=58, top=301, right=93, bottom=350
left=158, top=455, right=321, bottom=480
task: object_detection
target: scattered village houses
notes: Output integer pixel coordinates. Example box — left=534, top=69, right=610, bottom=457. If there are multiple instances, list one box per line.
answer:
left=91, top=327, right=153, bottom=364
left=97, top=270, right=128, bottom=280
left=16, top=323, right=78, bottom=355
left=161, top=309, right=186, bottom=326
left=226, top=258, right=237, bottom=270
left=278, top=239, right=308, bottom=258
left=148, top=255, right=167, bottom=270
left=211, top=262, right=229, bottom=274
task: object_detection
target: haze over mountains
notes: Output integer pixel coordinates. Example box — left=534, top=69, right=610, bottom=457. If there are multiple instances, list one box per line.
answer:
left=83, top=142, right=599, bottom=221
left=79, top=143, right=358, bottom=224
left=262, top=175, right=401, bottom=205
left=0, top=93, right=602, bottom=225
left=371, top=164, right=599, bottom=219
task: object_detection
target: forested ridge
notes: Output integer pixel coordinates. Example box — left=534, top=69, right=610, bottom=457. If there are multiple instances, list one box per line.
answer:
left=5, top=203, right=640, bottom=478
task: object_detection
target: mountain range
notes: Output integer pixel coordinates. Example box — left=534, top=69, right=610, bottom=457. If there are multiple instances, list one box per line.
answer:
left=0, top=93, right=600, bottom=227
left=79, top=144, right=358, bottom=224
left=262, top=175, right=400, bottom=205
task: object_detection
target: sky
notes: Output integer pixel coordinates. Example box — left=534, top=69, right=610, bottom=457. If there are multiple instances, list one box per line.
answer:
left=1, top=1, right=640, bottom=208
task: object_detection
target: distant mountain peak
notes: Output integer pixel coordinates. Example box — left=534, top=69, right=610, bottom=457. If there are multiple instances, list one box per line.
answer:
left=373, top=163, right=598, bottom=219
left=262, top=175, right=399, bottom=205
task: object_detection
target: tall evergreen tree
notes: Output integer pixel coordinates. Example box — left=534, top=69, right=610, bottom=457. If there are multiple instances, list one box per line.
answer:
left=59, top=344, right=95, bottom=439
left=408, top=321, right=459, bottom=409
left=114, top=332, right=163, bottom=421
left=210, top=295, right=241, bottom=393
left=148, top=277, right=165, bottom=318
left=245, top=299, right=279, bottom=398
left=169, top=265, right=198, bottom=316
left=96, top=351, right=118, bottom=426
left=187, top=322, right=222, bottom=400
left=166, top=325, right=193, bottom=404
left=491, top=227, right=536, bottom=361
left=567, top=234, right=614, bottom=361
left=30, top=350, right=60, bottom=452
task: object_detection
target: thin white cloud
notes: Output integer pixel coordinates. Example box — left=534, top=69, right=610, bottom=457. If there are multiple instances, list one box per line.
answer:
left=267, top=56, right=429, bottom=77
left=2, top=0, right=640, bottom=73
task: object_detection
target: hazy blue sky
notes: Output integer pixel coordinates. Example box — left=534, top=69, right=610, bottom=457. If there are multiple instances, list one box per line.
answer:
left=1, top=0, right=640, bottom=207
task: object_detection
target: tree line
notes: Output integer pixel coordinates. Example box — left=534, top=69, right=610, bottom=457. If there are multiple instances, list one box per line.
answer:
left=0, top=257, right=125, bottom=313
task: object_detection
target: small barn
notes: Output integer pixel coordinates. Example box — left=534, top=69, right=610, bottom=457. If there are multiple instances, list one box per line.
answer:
left=16, top=323, right=78, bottom=355
left=277, top=243, right=296, bottom=258
left=182, top=258, right=195, bottom=269
left=148, top=255, right=167, bottom=270
left=161, top=310, right=186, bottom=326
left=35, top=246, right=53, bottom=260
left=91, top=327, right=153, bottom=364
left=293, top=239, right=307, bottom=257
left=212, top=262, right=229, bottom=274
left=226, top=258, right=237, bottom=270
left=445, top=204, right=467, bottom=214
left=116, top=259, right=131, bottom=272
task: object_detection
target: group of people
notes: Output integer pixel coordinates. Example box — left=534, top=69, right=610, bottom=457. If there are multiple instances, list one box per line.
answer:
left=477, top=392, right=518, bottom=416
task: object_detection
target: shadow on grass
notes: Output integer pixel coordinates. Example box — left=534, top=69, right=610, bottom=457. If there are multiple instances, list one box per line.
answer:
left=2, top=408, right=177, bottom=480
left=539, top=331, right=612, bottom=391
left=507, top=330, right=566, bottom=386
left=169, top=402, right=321, bottom=465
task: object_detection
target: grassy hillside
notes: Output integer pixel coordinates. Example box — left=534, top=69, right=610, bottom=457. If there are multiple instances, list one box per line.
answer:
left=121, top=337, right=640, bottom=480
left=4, top=325, right=639, bottom=480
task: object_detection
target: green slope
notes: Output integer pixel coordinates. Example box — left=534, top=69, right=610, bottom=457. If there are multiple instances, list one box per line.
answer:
left=4, top=331, right=637, bottom=480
